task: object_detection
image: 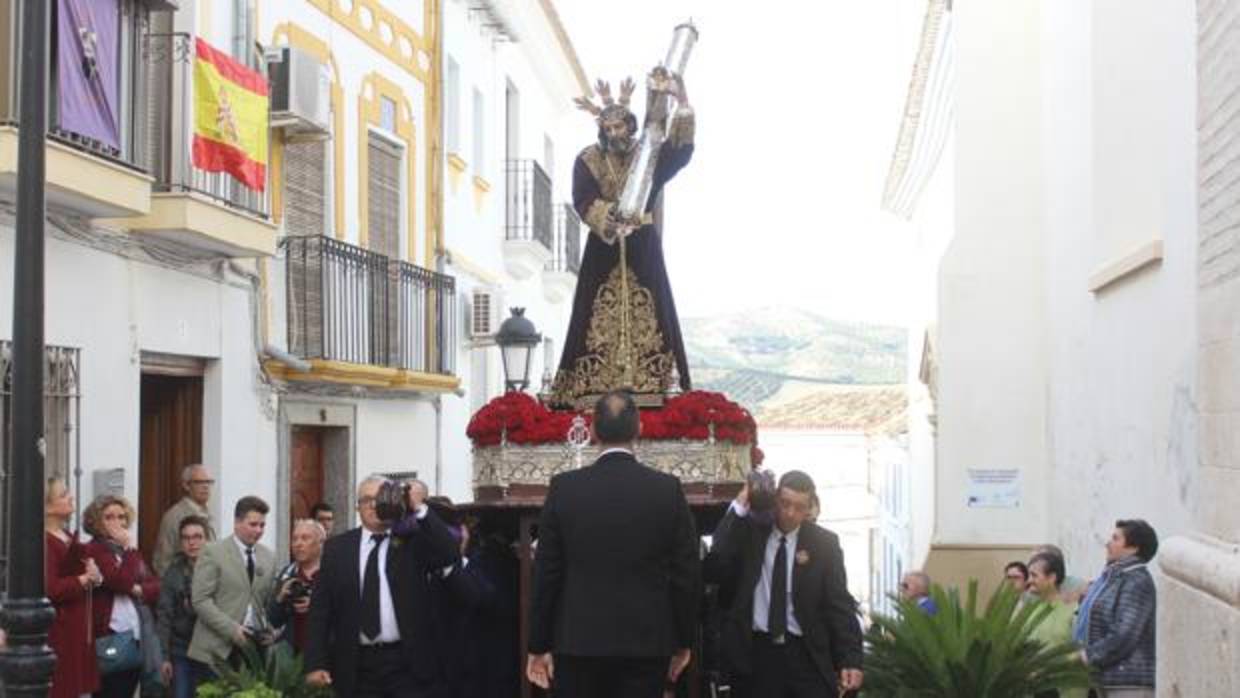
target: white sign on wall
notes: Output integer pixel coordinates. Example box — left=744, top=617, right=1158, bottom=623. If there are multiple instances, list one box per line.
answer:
left=966, top=468, right=1021, bottom=508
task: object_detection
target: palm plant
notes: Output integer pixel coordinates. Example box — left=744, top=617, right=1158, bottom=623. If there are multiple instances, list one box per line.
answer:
left=195, top=642, right=332, bottom=698
left=862, top=580, right=1092, bottom=697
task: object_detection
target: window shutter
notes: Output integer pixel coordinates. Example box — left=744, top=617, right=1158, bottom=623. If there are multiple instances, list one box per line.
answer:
left=285, top=140, right=327, bottom=236
left=368, top=133, right=402, bottom=259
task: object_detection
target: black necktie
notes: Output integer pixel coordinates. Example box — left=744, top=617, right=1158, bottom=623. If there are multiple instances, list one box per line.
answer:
left=245, top=547, right=255, bottom=583
left=770, top=536, right=788, bottom=640
left=362, top=533, right=386, bottom=641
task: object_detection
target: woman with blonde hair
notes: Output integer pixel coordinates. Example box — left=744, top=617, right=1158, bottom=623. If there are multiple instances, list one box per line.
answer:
left=45, top=477, right=102, bottom=697
left=83, top=493, right=160, bottom=698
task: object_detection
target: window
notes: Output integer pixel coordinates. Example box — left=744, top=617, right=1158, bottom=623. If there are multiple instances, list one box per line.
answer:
left=446, top=57, right=461, bottom=154
left=368, top=131, right=403, bottom=259
left=284, top=140, right=328, bottom=237
left=0, top=343, right=81, bottom=592
left=232, top=0, right=257, bottom=67
left=380, top=96, right=398, bottom=133
left=472, top=88, right=485, bottom=176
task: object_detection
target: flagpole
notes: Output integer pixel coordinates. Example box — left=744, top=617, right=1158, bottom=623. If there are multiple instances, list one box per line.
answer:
left=0, top=0, right=55, bottom=693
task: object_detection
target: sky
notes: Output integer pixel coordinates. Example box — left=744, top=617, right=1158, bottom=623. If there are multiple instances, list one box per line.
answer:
left=553, top=0, right=927, bottom=325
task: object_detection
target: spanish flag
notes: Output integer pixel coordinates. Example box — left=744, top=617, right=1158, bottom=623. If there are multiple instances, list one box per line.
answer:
left=192, top=38, right=269, bottom=191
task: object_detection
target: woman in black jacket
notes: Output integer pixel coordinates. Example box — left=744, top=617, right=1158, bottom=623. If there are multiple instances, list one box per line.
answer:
left=157, top=515, right=209, bottom=698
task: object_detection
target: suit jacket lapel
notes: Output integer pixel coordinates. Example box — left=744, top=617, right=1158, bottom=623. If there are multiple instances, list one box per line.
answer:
left=345, top=528, right=363, bottom=602
left=792, top=528, right=812, bottom=628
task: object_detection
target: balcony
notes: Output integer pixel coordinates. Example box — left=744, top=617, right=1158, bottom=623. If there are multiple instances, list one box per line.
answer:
left=0, top=0, right=154, bottom=218
left=543, top=203, right=582, bottom=303
left=276, top=235, right=459, bottom=392
left=503, top=159, right=552, bottom=279
left=115, top=32, right=276, bottom=258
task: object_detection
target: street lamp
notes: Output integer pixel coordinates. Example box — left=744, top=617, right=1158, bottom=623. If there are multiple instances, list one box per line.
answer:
left=496, top=308, right=541, bottom=392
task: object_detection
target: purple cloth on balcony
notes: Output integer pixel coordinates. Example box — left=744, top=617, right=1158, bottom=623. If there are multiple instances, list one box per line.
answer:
left=57, top=0, right=120, bottom=150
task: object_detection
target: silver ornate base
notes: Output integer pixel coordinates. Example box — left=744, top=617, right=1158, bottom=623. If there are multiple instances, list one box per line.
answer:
left=473, top=438, right=752, bottom=492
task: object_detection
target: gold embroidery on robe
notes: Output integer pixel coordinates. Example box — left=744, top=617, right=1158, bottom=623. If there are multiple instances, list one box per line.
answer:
left=550, top=264, right=676, bottom=407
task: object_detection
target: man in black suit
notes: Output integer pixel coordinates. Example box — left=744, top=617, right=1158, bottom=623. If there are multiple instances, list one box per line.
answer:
left=305, top=476, right=461, bottom=697
left=709, top=470, right=864, bottom=697
left=528, top=390, right=701, bottom=698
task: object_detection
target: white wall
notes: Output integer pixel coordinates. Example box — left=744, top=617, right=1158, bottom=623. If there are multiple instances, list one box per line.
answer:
left=1039, top=0, right=1197, bottom=576
left=440, top=0, right=585, bottom=502
left=0, top=217, right=280, bottom=547
left=937, top=0, right=1049, bottom=546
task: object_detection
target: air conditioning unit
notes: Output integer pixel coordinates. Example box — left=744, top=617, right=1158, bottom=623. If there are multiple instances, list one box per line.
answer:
left=268, top=45, right=330, bottom=140
left=469, top=288, right=501, bottom=343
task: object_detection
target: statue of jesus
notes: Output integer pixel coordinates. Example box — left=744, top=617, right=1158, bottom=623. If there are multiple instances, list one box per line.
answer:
left=548, top=71, right=695, bottom=409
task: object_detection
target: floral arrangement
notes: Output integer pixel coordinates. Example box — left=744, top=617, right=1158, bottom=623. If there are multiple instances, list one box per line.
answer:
left=467, top=390, right=761, bottom=456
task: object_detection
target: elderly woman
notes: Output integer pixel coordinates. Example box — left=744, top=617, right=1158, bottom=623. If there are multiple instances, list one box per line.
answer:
left=1075, top=519, right=1159, bottom=698
left=45, top=478, right=102, bottom=698
left=1027, top=552, right=1087, bottom=698
left=267, top=518, right=325, bottom=653
left=84, top=494, right=161, bottom=698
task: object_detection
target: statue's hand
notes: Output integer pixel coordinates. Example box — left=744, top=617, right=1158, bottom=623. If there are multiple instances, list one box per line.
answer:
left=647, top=66, right=674, bottom=93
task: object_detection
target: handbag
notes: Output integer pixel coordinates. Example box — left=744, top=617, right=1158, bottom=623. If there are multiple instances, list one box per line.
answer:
left=96, top=629, right=143, bottom=675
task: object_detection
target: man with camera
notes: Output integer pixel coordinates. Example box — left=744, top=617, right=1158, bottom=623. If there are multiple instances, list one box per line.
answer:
left=708, top=471, right=864, bottom=697
left=527, top=390, right=701, bottom=698
left=305, top=475, right=461, bottom=697
left=188, top=495, right=277, bottom=673
left=268, top=518, right=325, bottom=653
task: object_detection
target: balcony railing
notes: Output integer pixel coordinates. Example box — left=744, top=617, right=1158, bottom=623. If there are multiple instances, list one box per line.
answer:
left=0, top=0, right=151, bottom=172
left=283, top=235, right=457, bottom=377
left=505, top=159, right=553, bottom=250
left=547, top=203, right=582, bottom=275
left=144, top=31, right=270, bottom=219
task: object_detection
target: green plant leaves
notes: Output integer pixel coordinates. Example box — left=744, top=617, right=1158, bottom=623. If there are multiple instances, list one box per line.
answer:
left=195, top=643, right=332, bottom=698
left=862, top=581, right=1092, bottom=698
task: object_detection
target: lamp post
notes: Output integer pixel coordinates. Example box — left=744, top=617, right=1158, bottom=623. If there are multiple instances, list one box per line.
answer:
left=0, top=0, right=55, bottom=695
left=496, top=308, right=541, bottom=393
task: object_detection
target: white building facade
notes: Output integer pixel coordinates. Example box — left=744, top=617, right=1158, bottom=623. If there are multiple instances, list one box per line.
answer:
left=884, top=0, right=1238, bottom=692
left=436, top=0, right=589, bottom=503
left=0, top=0, right=590, bottom=570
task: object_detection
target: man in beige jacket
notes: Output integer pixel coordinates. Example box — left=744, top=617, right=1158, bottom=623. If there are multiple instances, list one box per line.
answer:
left=189, top=495, right=275, bottom=674
left=153, top=464, right=216, bottom=575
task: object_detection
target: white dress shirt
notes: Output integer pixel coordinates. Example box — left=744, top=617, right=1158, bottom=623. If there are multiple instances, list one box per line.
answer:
left=357, top=505, right=429, bottom=644
left=731, top=500, right=803, bottom=637
left=232, top=537, right=258, bottom=628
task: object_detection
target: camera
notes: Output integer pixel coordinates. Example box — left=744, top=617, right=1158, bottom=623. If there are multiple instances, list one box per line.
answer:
left=374, top=479, right=411, bottom=522
left=746, top=469, right=777, bottom=516
left=286, top=578, right=311, bottom=603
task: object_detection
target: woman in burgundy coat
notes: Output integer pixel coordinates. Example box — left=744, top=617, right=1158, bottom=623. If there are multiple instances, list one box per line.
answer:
left=83, top=494, right=160, bottom=698
left=45, top=477, right=102, bottom=698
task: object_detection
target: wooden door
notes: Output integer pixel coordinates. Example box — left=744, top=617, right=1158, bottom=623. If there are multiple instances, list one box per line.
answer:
left=290, top=427, right=325, bottom=524
left=138, top=374, right=203, bottom=562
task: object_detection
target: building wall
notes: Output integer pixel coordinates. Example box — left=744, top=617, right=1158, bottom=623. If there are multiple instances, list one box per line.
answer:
left=1038, top=0, right=1198, bottom=581
left=1158, top=0, right=1240, bottom=694
left=0, top=214, right=279, bottom=547
left=936, top=0, right=1049, bottom=556
left=439, top=0, right=585, bottom=503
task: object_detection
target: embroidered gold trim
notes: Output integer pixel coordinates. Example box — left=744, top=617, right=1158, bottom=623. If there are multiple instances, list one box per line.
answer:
left=550, top=264, right=676, bottom=407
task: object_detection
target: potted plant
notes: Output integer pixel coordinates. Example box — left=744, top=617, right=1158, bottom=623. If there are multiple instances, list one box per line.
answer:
left=195, top=642, right=332, bottom=698
left=862, top=580, right=1092, bottom=697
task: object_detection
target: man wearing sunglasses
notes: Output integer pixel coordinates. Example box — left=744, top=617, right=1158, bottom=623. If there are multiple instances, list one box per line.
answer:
left=709, top=470, right=864, bottom=697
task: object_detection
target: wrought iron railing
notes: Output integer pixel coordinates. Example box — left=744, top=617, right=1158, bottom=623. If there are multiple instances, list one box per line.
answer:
left=505, top=159, right=553, bottom=251
left=0, top=0, right=151, bottom=173
left=548, top=203, right=582, bottom=274
left=283, top=235, right=457, bottom=376
left=144, top=31, right=270, bottom=219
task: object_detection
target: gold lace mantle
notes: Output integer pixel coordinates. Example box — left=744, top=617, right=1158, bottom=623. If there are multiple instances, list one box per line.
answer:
left=551, top=264, right=676, bottom=408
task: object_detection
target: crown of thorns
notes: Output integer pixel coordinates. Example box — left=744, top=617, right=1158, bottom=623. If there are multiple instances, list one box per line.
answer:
left=574, top=78, right=636, bottom=123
